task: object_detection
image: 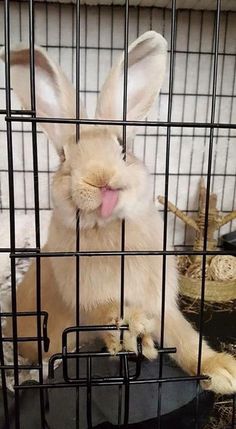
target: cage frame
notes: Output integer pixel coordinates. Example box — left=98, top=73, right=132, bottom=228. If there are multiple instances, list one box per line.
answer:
left=0, top=0, right=236, bottom=428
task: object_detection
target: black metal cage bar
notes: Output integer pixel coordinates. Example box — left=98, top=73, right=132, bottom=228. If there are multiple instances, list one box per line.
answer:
left=3, top=1, right=20, bottom=427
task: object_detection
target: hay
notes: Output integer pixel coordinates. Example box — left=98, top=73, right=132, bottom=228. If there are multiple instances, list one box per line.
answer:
left=205, top=398, right=235, bottom=429
left=179, top=294, right=236, bottom=316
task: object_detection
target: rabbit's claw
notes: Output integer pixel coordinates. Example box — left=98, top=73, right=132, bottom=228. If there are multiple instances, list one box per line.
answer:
left=105, top=309, right=157, bottom=360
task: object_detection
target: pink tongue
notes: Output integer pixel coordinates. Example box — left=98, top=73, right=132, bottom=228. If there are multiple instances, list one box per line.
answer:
left=100, top=188, right=119, bottom=218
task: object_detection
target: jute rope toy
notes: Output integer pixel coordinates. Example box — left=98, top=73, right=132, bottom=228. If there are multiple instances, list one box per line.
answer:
left=158, top=178, right=236, bottom=302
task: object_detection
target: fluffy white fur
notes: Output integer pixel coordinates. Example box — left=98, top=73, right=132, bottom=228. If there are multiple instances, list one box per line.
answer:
left=0, top=212, right=50, bottom=284
left=1, top=31, right=236, bottom=394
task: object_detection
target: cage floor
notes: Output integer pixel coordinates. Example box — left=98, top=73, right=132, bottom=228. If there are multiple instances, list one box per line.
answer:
left=0, top=350, right=215, bottom=428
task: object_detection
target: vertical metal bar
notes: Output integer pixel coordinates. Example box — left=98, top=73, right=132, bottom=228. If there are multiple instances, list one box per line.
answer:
left=157, top=0, right=176, bottom=425
left=97, top=6, right=101, bottom=95
left=132, top=6, right=140, bottom=155
left=86, top=357, right=92, bottom=428
left=0, top=4, right=13, bottom=411
left=195, top=2, right=221, bottom=428
left=219, top=13, right=236, bottom=220
left=120, top=0, right=129, bottom=321
left=197, top=0, right=221, bottom=375
left=123, top=355, right=130, bottom=425
left=46, top=137, right=51, bottom=209
left=211, top=12, right=228, bottom=194
left=117, top=380, right=123, bottom=427
left=118, top=2, right=129, bottom=424
left=75, top=212, right=80, bottom=429
left=199, top=14, right=215, bottom=179
left=4, top=0, right=20, bottom=427
left=84, top=6, right=88, bottom=112
left=131, top=6, right=139, bottom=154
left=18, top=1, right=27, bottom=214
left=0, top=317, right=10, bottom=428
left=110, top=6, right=114, bottom=67
left=141, top=6, right=153, bottom=167
left=141, top=7, right=150, bottom=169
left=76, top=0, right=81, bottom=141
left=122, top=0, right=129, bottom=158
left=59, top=3, right=62, bottom=65
left=45, top=3, right=51, bottom=210
left=172, top=9, right=191, bottom=245
left=0, top=176, right=2, bottom=213
left=28, top=0, right=45, bottom=426
left=231, top=396, right=236, bottom=429
left=153, top=7, right=165, bottom=202
left=75, top=1, right=81, bottom=427
left=183, top=10, right=205, bottom=245
left=71, top=3, right=75, bottom=84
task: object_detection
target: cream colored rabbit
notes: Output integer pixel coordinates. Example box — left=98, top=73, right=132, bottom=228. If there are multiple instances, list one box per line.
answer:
left=1, top=32, right=236, bottom=395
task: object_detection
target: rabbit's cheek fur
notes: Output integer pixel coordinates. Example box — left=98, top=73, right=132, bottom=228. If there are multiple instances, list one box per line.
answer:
left=73, top=184, right=101, bottom=213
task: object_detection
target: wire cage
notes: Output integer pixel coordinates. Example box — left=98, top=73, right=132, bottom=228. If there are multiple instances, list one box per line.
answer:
left=0, top=0, right=236, bottom=428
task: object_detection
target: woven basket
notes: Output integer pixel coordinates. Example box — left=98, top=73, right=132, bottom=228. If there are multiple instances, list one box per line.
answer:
left=178, top=274, right=236, bottom=303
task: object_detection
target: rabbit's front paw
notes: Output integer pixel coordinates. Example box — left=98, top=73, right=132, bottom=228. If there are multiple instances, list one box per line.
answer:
left=201, top=352, right=236, bottom=394
left=106, top=335, right=123, bottom=356
left=104, top=310, right=157, bottom=360
left=122, top=309, right=157, bottom=360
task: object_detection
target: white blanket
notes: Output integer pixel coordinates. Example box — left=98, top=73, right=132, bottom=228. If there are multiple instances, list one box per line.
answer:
left=0, top=211, right=51, bottom=390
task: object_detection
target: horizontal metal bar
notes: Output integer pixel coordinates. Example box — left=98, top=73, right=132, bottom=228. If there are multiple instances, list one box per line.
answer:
left=1, top=170, right=236, bottom=177
left=0, top=41, right=235, bottom=57
left=0, top=109, right=35, bottom=115
left=10, top=249, right=236, bottom=258
left=4, top=116, right=236, bottom=129
left=1, top=311, right=48, bottom=317
left=64, top=324, right=129, bottom=333
left=0, top=364, right=41, bottom=370
left=0, top=206, right=234, bottom=215
left=0, top=247, right=38, bottom=253
left=13, top=374, right=209, bottom=390
left=54, top=347, right=176, bottom=359
left=0, top=208, right=52, bottom=213
left=0, top=128, right=236, bottom=140
left=2, top=337, right=46, bottom=342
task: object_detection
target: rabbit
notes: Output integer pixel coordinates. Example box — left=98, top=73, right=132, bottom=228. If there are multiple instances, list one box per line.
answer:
left=1, top=31, right=236, bottom=395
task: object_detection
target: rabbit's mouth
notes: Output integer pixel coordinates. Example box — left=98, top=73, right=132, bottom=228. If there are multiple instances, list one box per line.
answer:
left=100, top=186, right=119, bottom=218
left=81, top=179, right=121, bottom=218
left=72, top=182, right=121, bottom=219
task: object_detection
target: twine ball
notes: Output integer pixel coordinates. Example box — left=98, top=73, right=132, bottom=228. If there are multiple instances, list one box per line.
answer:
left=209, top=255, right=236, bottom=281
left=186, top=262, right=212, bottom=280
left=177, top=255, right=191, bottom=274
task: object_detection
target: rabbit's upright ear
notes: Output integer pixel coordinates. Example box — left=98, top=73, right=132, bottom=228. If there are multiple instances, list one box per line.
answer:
left=0, top=45, right=87, bottom=155
left=95, top=31, right=167, bottom=141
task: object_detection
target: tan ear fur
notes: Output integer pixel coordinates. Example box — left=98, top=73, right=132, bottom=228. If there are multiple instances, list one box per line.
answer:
left=95, top=31, right=167, bottom=141
left=0, top=45, right=87, bottom=154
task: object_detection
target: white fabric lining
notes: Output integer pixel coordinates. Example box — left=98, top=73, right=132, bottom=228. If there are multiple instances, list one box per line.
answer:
left=17, top=0, right=236, bottom=11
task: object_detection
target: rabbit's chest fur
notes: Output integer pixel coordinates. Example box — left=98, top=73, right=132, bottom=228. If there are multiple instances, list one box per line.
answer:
left=47, top=209, right=178, bottom=315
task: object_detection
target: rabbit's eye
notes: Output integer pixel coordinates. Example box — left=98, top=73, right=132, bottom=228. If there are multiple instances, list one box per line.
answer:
left=117, top=137, right=126, bottom=157
left=117, top=137, right=123, bottom=147
left=60, top=149, right=66, bottom=163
